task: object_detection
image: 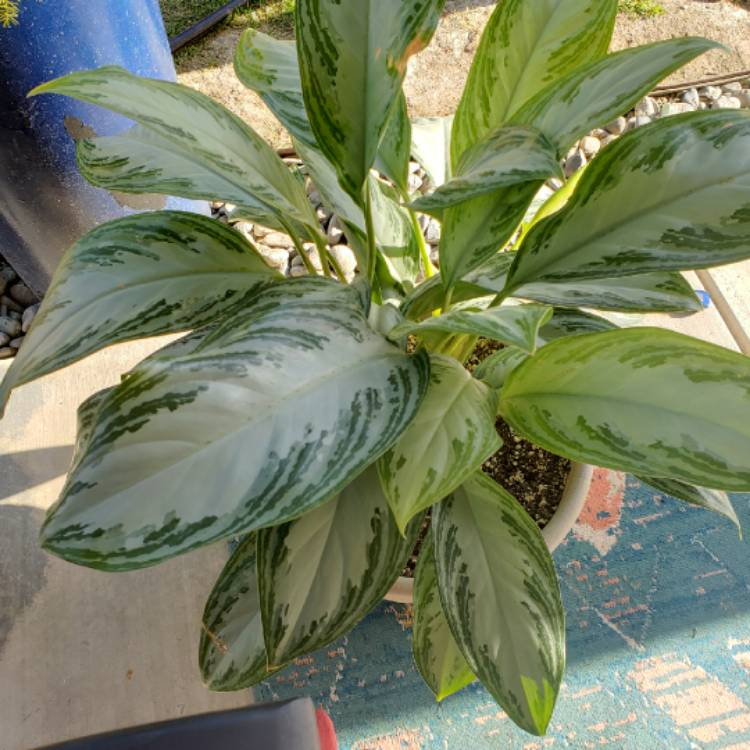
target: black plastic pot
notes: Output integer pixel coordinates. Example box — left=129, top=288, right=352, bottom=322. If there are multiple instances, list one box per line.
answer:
left=0, top=0, right=206, bottom=295
left=34, top=699, right=333, bottom=750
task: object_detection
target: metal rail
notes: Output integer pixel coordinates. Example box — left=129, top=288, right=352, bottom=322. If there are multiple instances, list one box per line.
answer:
left=168, top=0, right=250, bottom=52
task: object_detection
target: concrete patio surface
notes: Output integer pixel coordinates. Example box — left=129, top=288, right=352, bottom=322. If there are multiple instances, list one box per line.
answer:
left=0, top=338, right=250, bottom=750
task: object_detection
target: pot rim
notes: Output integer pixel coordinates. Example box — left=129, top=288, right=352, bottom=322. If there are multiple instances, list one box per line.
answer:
left=383, top=462, right=594, bottom=605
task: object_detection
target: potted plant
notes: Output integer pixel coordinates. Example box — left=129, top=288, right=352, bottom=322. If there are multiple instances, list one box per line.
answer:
left=4, top=0, right=750, bottom=737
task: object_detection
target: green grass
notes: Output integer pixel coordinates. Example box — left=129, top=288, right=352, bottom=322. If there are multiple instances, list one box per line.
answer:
left=160, top=0, right=227, bottom=37
left=160, top=0, right=294, bottom=38
left=618, top=0, right=665, bottom=18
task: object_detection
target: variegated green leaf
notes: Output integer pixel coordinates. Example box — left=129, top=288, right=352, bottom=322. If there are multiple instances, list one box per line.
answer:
left=434, top=473, right=565, bottom=735
left=439, top=182, right=541, bottom=290
left=518, top=273, right=702, bottom=314
left=411, top=116, right=453, bottom=188
left=411, top=126, right=561, bottom=216
left=539, top=309, right=617, bottom=340
left=451, top=0, right=617, bottom=165
left=369, top=176, right=421, bottom=288
left=31, top=67, right=316, bottom=230
left=376, top=93, right=412, bottom=195
left=413, top=532, right=475, bottom=701
left=392, top=304, right=553, bottom=354
left=473, top=347, right=529, bottom=390
left=0, top=212, right=278, bottom=415
left=235, top=30, right=411, bottom=194
left=296, top=0, right=444, bottom=198
left=40, top=278, right=430, bottom=571
left=511, top=38, right=719, bottom=155
left=473, top=309, right=618, bottom=390
left=234, top=28, right=313, bottom=147
left=501, top=327, right=750, bottom=491
left=258, top=466, right=420, bottom=665
left=637, top=476, right=741, bottom=533
left=199, top=535, right=270, bottom=691
left=377, top=354, right=501, bottom=533
left=402, top=253, right=514, bottom=321
left=507, top=111, right=750, bottom=291
left=74, top=128, right=293, bottom=233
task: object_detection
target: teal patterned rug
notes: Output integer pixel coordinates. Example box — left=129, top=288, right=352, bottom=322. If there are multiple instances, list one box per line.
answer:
left=257, top=471, right=750, bottom=749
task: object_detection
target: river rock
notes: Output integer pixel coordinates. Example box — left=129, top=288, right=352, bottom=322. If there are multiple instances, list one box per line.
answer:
left=331, top=245, right=357, bottom=281
left=564, top=149, right=586, bottom=177
left=0, top=316, right=21, bottom=337
left=22, top=303, right=39, bottom=333
left=712, top=96, right=741, bottom=110
left=681, top=88, right=700, bottom=108
left=699, top=85, right=722, bottom=101
left=605, top=116, right=627, bottom=135
left=264, top=232, right=294, bottom=249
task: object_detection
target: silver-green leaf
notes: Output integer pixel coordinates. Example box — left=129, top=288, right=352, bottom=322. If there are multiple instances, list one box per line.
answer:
left=31, top=67, right=316, bottom=230
left=411, top=126, right=562, bottom=216
left=258, top=466, right=420, bottom=666
left=296, top=0, right=445, bottom=198
left=377, top=354, right=501, bottom=533
left=434, top=472, right=565, bottom=735
left=517, top=273, right=703, bottom=314
left=199, top=535, right=270, bottom=691
left=507, top=111, right=750, bottom=291
left=451, top=0, right=617, bottom=165
left=235, top=30, right=412, bottom=194
left=413, top=532, right=475, bottom=701
left=636, top=476, right=741, bottom=534
left=501, top=327, right=750, bottom=491
left=234, top=28, right=314, bottom=147
left=40, top=278, right=430, bottom=570
left=376, top=93, right=412, bottom=195
left=473, top=347, right=529, bottom=390
left=0, top=212, right=279, bottom=415
left=368, top=176, right=421, bottom=288
left=511, top=37, right=720, bottom=155
left=411, top=116, right=453, bottom=188
left=392, top=304, right=553, bottom=354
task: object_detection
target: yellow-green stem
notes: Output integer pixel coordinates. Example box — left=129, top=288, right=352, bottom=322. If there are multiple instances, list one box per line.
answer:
left=282, top=220, right=319, bottom=276
left=313, top=232, right=347, bottom=282
left=364, top=184, right=378, bottom=284
left=410, top=209, right=437, bottom=279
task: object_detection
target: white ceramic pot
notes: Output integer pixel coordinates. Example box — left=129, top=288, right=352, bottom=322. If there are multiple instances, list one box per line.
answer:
left=384, top=462, right=594, bottom=605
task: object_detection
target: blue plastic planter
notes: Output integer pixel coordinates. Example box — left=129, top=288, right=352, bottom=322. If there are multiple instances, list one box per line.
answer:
left=0, top=0, right=206, bottom=294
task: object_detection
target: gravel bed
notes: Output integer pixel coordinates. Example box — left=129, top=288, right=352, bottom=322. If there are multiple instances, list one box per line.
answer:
left=0, top=260, right=39, bottom=360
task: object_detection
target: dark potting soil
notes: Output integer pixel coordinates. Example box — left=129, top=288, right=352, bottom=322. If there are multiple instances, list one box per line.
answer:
left=400, top=338, right=572, bottom=578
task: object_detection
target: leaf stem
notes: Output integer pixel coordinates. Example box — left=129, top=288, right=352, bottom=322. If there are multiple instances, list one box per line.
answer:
left=364, top=183, right=378, bottom=284
left=313, top=231, right=347, bottom=282
left=282, top=220, right=319, bottom=276
left=442, top=286, right=453, bottom=313
left=406, top=203, right=436, bottom=280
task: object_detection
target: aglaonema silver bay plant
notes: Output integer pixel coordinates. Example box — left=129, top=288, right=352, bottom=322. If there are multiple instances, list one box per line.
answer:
left=4, top=0, right=750, bottom=736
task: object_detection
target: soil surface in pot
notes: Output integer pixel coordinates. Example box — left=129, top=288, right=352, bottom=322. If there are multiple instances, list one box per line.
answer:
left=400, top=339, right=572, bottom=578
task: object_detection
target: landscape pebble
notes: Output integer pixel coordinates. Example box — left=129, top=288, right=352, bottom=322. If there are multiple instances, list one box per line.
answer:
left=8, top=282, right=35, bottom=306
left=21, top=304, right=39, bottom=333
left=0, top=317, right=21, bottom=338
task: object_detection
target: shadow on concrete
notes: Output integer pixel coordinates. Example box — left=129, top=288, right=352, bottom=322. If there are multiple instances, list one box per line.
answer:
left=0, top=445, right=73, bottom=501
left=0, top=504, right=48, bottom=654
